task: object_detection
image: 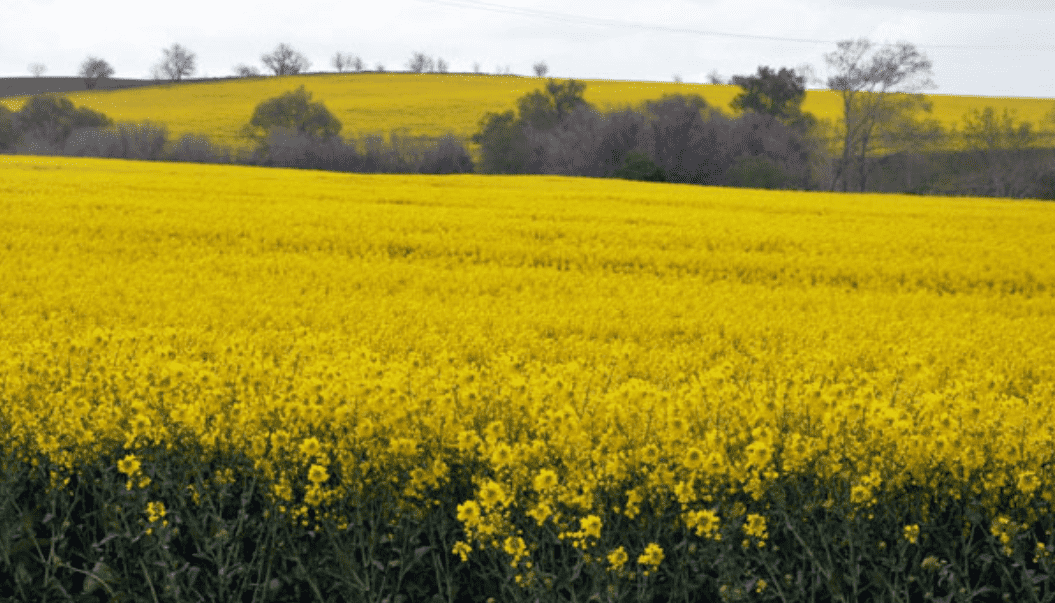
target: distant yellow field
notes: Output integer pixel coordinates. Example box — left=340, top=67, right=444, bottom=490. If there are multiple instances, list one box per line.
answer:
left=3, top=73, right=1054, bottom=155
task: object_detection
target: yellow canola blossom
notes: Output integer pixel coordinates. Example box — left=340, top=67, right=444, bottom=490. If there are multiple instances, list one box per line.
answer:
left=2, top=155, right=1055, bottom=571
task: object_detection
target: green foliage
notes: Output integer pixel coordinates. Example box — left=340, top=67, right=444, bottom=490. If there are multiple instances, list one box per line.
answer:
left=0, top=105, right=21, bottom=151
left=471, top=109, right=529, bottom=174
left=241, top=85, right=342, bottom=152
left=517, top=78, right=592, bottom=130
left=725, top=155, right=791, bottom=189
left=14, top=94, right=113, bottom=147
left=729, top=66, right=808, bottom=124
left=612, top=151, right=666, bottom=182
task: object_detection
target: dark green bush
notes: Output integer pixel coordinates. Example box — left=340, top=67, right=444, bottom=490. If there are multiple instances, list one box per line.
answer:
left=612, top=151, right=666, bottom=182
left=14, top=94, right=112, bottom=148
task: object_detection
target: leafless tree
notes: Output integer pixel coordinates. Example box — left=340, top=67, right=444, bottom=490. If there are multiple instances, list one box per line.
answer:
left=473, top=62, right=481, bottom=74
left=152, top=44, right=197, bottom=82
left=28, top=63, right=47, bottom=77
left=673, top=74, right=683, bottom=84
left=706, top=70, right=723, bottom=85
left=261, top=43, right=311, bottom=76
left=533, top=61, right=549, bottom=78
left=234, top=64, right=261, bottom=77
left=407, top=52, right=435, bottom=73
left=79, top=56, right=115, bottom=89
left=333, top=52, right=363, bottom=73
left=436, top=58, right=449, bottom=73
left=824, top=38, right=935, bottom=191
left=376, top=63, right=386, bottom=72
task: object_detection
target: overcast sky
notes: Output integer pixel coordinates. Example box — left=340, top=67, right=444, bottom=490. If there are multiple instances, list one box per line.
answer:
left=4, top=0, right=1055, bottom=98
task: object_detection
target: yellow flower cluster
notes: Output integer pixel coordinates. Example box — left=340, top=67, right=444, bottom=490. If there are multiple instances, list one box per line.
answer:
left=2, top=155, right=1055, bottom=575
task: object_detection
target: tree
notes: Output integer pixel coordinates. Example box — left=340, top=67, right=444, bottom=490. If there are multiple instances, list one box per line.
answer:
left=241, top=85, right=342, bottom=145
left=473, top=62, right=481, bottom=74
left=957, top=106, right=1044, bottom=198
left=516, top=79, right=592, bottom=131
left=706, top=70, right=723, bottom=85
left=824, top=38, right=935, bottom=191
left=332, top=52, right=356, bottom=73
left=233, top=64, right=261, bottom=78
left=152, top=44, right=197, bottom=82
left=352, top=56, right=365, bottom=72
left=533, top=61, right=549, bottom=78
left=729, top=66, right=808, bottom=124
left=472, top=109, right=528, bottom=173
left=79, top=56, right=114, bottom=90
left=613, top=150, right=666, bottom=182
left=407, top=52, right=435, bottom=73
left=261, top=43, right=311, bottom=76
left=672, top=75, right=683, bottom=84
left=376, top=63, right=385, bottom=73
left=436, top=58, right=449, bottom=74
left=14, top=94, right=113, bottom=147
left=28, top=63, right=46, bottom=78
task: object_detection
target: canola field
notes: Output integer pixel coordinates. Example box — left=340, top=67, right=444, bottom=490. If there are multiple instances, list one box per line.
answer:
left=3, top=73, right=1055, bottom=155
left=3, top=154, right=1055, bottom=598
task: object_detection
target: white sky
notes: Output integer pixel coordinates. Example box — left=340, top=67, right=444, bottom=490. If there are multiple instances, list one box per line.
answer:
left=4, top=0, right=1055, bottom=98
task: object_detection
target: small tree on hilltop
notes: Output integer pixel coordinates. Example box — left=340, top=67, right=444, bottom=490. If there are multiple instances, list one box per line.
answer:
left=533, top=61, right=549, bottom=78
left=729, top=66, right=808, bottom=124
left=152, top=43, right=197, bottom=82
left=407, top=52, right=435, bottom=73
left=28, top=63, right=47, bottom=77
left=233, top=64, right=261, bottom=78
left=436, top=58, right=449, bottom=73
left=261, top=43, right=311, bottom=76
left=79, top=56, right=114, bottom=90
left=332, top=52, right=355, bottom=73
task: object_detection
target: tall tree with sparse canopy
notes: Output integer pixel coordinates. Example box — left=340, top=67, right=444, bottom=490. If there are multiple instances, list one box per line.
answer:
left=153, top=44, right=197, bottom=82
left=824, top=38, right=935, bottom=192
left=261, top=43, right=311, bottom=76
left=79, top=56, right=114, bottom=90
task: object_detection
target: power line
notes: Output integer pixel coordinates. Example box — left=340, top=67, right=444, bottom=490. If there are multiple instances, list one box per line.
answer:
left=413, top=0, right=1055, bottom=52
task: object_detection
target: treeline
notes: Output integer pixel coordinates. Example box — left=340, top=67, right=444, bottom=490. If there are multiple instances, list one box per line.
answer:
left=2, top=75, right=1055, bottom=201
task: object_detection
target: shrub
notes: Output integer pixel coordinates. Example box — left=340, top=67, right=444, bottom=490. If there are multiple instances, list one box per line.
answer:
left=418, top=135, right=474, bottom=174
left=471, top=110, right=529, bottom=174
left=613, top=151, right=666, bottom=182
left=62, top=122, right=170, bottom=161
left=0, top=105, right=21, bottom=151
left=241, top=86, right=342, bottom=161
left=725, top=155, right=791, bottom=189
left=645, top=94, right=733, bottom=185
left=14, top=94, right=113, bottom=149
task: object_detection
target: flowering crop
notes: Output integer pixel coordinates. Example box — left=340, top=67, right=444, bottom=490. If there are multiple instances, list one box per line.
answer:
left=2, top=155, right=1055, bottom=596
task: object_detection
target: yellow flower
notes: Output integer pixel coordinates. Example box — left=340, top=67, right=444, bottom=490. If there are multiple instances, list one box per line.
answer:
left=457, top=500, right=482, bottom=526
left=117, top=454, right=141, bottom=476
left=299, top=437, right=322, bottom=459
left=607, top=546, right=628, bottom=571
left=479, top=480, right=507, bottom=509
left=581, top=514, right=602, bottom=539
left=683, top=447, right=704, bottom=471
left=146, top=501, right=167, bottom=523
left=533, top=469, right=558, bottom=492
left=307, top=464, right=329, bottom=484
left=904, top=524, right=920, bottom=544
left=744, top=513, right=768, bottom=540
left=452, top=541, right=472, bottom=562
left=638, top=542, right=664, bottom=568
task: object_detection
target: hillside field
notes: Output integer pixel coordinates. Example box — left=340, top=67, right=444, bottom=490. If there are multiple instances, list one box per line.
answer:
left=3, top=153, right=1055, bottom=599
left=4, top=73, right=1055, bottom=157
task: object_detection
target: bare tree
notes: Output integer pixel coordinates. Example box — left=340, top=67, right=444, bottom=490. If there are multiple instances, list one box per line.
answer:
left=28, top=63, right=47, bottom=77
left=436, top=58, right=449, bottom=73
left=333, top=52, right=363, bottom=73
left=824, top=38, right=935, bottom=191
left=152, top=43, right=197, bottom=82
left=533, top=61, right=549, bottom=78
left=352, top=56, right=365, bottom=72
left=79, top=56, right=115, bottom=89
left=261, top=43, right=311, bottom=76
left=673, top=74, right=683, bottom=84
left=234, top=64, right=261, bottom=77
left=473, top=62, right=481, bottom=74
left=407, top=52, right=435, bottom=73
left=706, top=70, right=723, bottom=85
left=376, top=63, right=385, bottom=72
